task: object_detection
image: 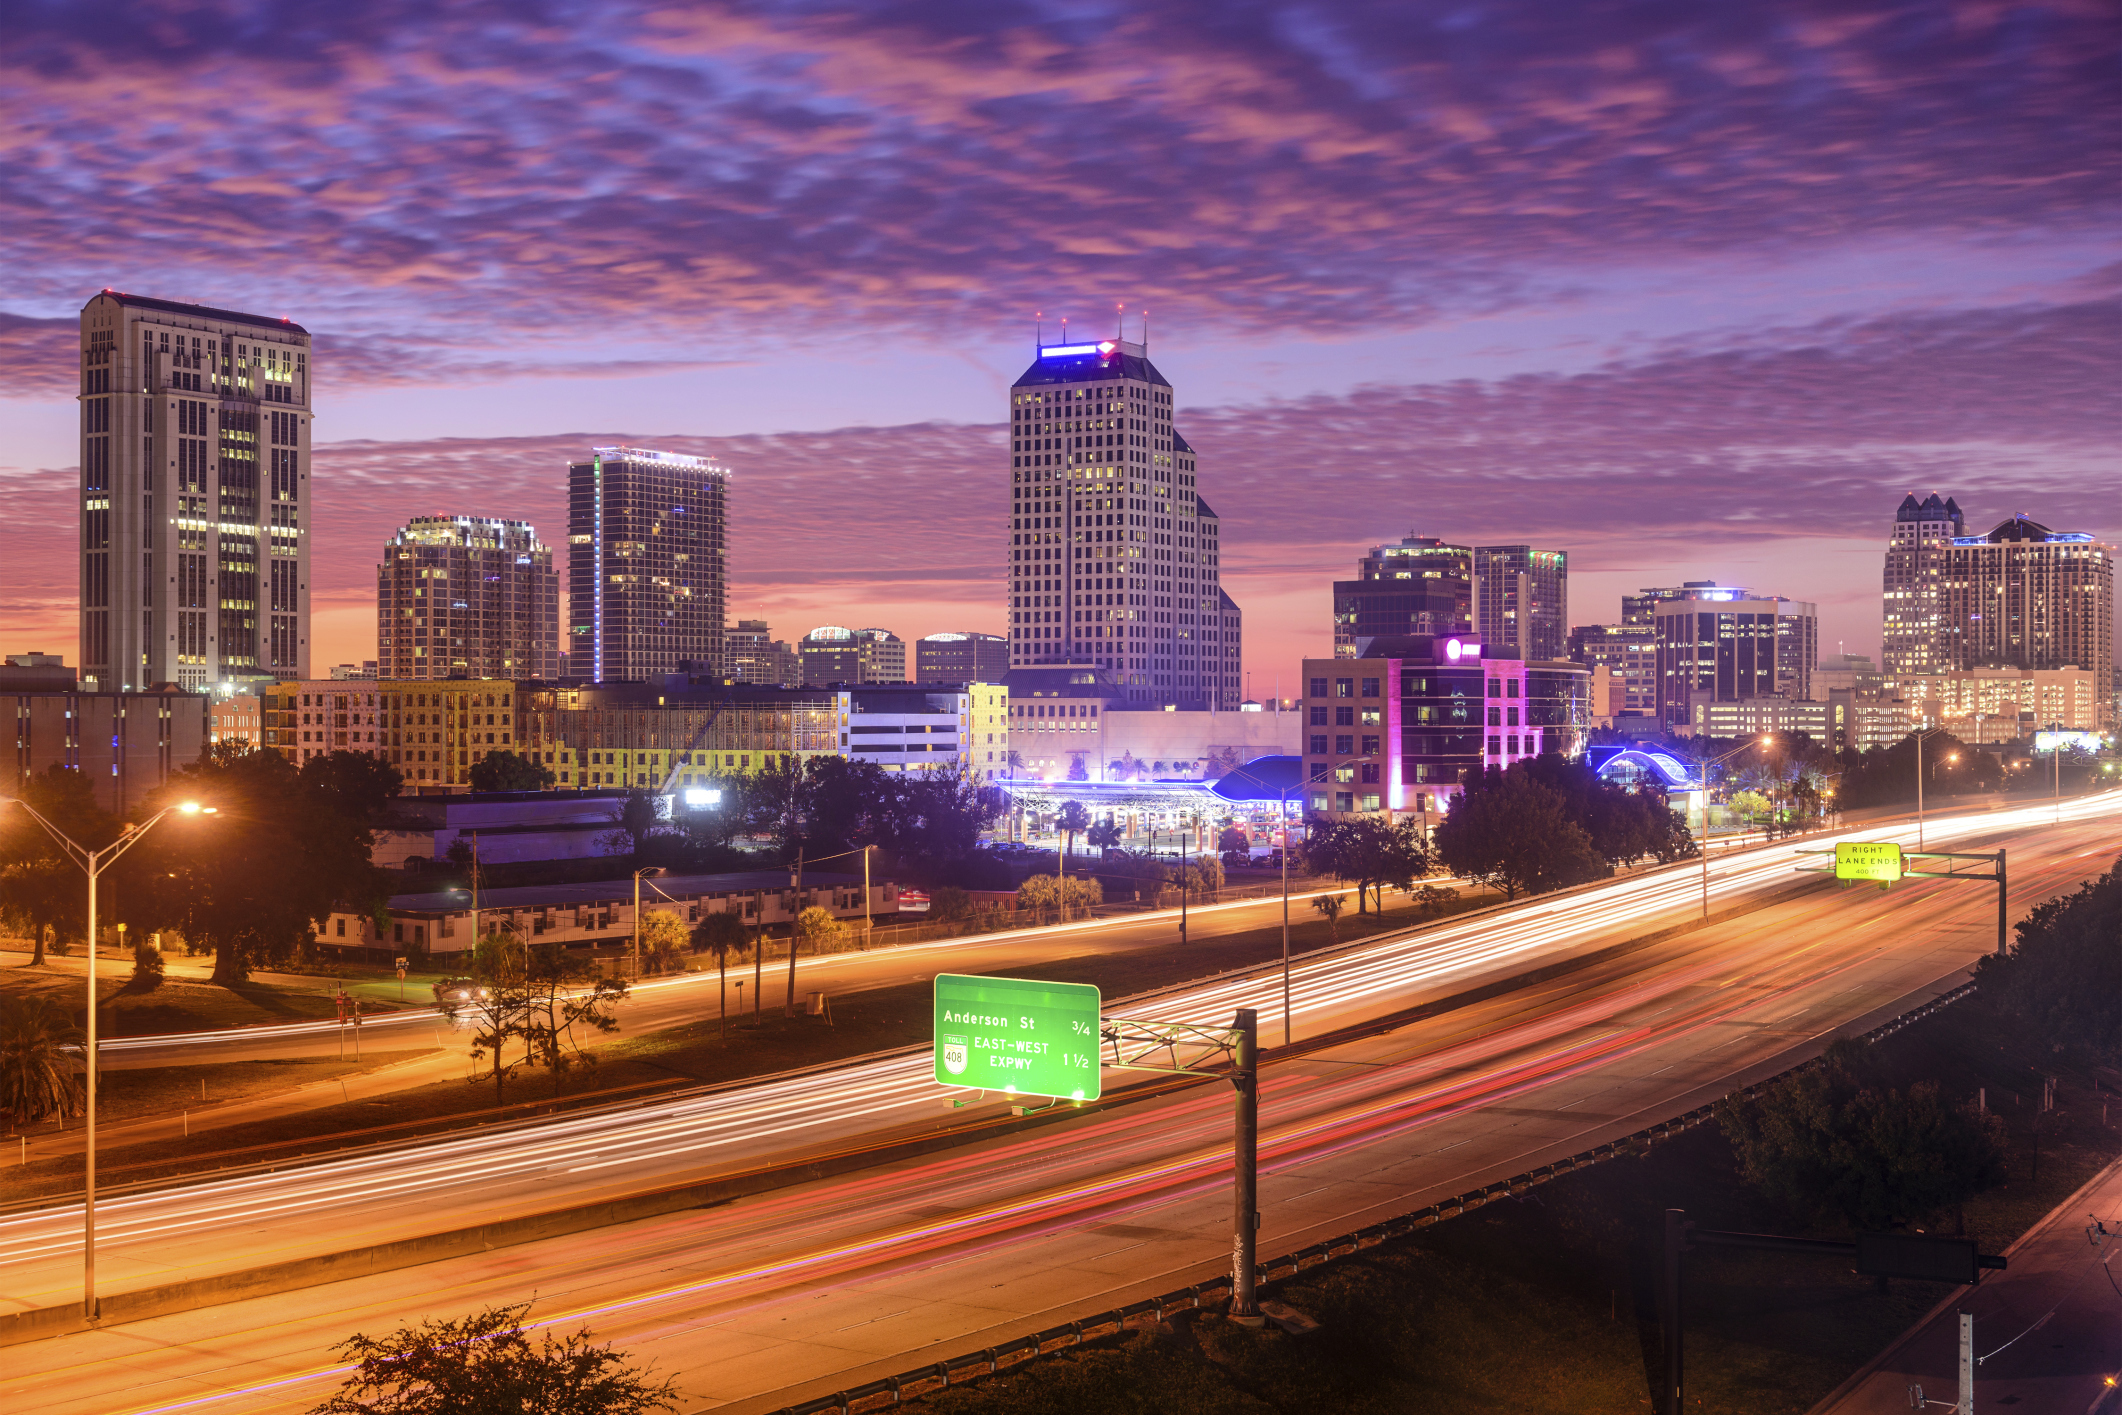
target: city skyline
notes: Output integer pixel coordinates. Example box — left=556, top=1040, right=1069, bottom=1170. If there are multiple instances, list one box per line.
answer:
left=4, top=2, right=2117, bottom=692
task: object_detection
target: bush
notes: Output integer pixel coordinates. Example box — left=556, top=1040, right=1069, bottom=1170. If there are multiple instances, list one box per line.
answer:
left=1974, top=856, right=2121, bottom=1061
left=1016, top=874, right=1103, bottom=911
left=1717, top=1038, right=2007, bottom=1230
left=794, top=906, right=846, bottom=952
left=130, top=940, right=166, bottom=992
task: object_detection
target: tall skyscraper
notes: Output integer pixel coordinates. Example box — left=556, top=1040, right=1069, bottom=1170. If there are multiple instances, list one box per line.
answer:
left=1332, top=533, right=1472, bottom=657
left=1940, top=514, right=2113, bottom=721
left=1005, top=334, right=1240, bottom=708
left=1882, top=492, right=1964, bottom=676
left=567, top=446, right=729, bottom=683
left=1473, top=545, right=1568, bottom=662
left=376, top=516, right=558, bottom=681
left=78, top=291, right=312, bottom=692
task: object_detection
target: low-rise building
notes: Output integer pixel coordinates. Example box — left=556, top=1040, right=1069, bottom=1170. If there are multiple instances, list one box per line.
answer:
left=261, top=678, right=511, bottom=788
left=323, top=869, right=901, bottom=960
left=211, top=693, right=262, bottom=748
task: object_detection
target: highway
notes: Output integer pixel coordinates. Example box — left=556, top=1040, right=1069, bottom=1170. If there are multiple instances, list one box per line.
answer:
left=0, top=794, right=2115, bottom=1414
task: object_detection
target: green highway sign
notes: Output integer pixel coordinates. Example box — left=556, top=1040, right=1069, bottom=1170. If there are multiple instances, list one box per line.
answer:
left=933, top=973, right=1102, bottom=1101
left=1835, top=841, right=1905, bottom=883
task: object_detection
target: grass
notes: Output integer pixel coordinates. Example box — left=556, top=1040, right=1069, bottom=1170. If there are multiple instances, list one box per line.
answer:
left=0, top=960, right=410, bottom=1034
left=909, top=991, right=2122, bottom=1415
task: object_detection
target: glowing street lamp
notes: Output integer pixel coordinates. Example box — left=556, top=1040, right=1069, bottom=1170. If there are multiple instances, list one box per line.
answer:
left=0, top=795, right=214, bottom=1320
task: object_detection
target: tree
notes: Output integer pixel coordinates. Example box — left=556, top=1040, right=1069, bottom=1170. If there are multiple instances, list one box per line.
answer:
left=453, top=931, right=532, bottom=1105
left=794, top=905, right=845, bottom=955
left=1056, top=801, right=1090, bottom=862
left=894, top=764, right=1007, bottom=864
left=1217, top=825, right=1250, bottom=867
left=0, top=993, right=84, bottom=1125
left=1066, top=753, right=1089, bottom=782
left=468, top=751, right=556, bottom=794
left=636, top=908, right=688, bottom=976
left=929, top=885, right=975, bottom=922
left=1311, top=892, right=1345, bottom=942
left=1015, top=873, right=1102, bottom=915
left=1718, top=1039, right=2007, bottom=1231
left=691, top=911, right=747, bottom=1044
left=1302, top=816, right=1427, bottom=914
left=602, top=789, right=670, bottom=858
left=1432, top=770, right=1604, bottom=900
left=309, top=1301, right=675, bottom=1415
left=519, top=944, right=627, bottom=1098
left=1975, top=856, right=2122, bottom=1061
left=0, top=765, right=120, bottom=965
left=129, top=937, right=166, bottom=993
left=1087, top=819, right=1124, bottom=853
left=139, top=749, right=392, bottom=985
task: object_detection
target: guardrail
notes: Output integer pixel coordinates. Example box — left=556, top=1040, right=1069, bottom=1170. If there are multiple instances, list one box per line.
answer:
left=766, top=979, right=1981, bottom=1415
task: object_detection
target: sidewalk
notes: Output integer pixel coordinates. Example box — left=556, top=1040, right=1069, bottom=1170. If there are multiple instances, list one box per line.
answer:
left=1811, top=1157, right=2122, bottom=1414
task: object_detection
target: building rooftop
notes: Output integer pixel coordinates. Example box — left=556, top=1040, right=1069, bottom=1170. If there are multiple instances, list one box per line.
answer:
left=385, top=869, right=866, bottom=914
left=1011, top=344, right=1171, bottom=389
left=93, top=289, right=309, bottom=335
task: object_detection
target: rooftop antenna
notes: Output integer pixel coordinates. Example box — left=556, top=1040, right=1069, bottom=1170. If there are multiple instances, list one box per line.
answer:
left=1116, top=302, right=1124, bottom=340
left=1142, top=309, right=1149, bottom=351
left=1061, top=315, right=1067, bottom=344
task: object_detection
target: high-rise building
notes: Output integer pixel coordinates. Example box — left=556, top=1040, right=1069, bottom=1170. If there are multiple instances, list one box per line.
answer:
left=1332, top=533, right=1471, bottom=658
left=1653, top=590, right=1819, bottom=730
left=1883, top=493, right=1964, bottom=677
left=1622, top=581, right=1746, bottom=627
left=1005, top=335, right=1240, bottom=709
left=916, top=631, right=1009, bottom=684
left=567, top=446, right=729, bottom=683
left=78, top=290, right=313, bottom=692
left=798, top=625, right=904, bottom=684
left=725, top=619, right=801, bottom=686
left=1566, top=622, right=1658, bottom=717
left=1472, top=545, right=1568, bottom=662
left=376, top=516, right=558, bottom=682
left=1939, top=515, right=2113, bottom=723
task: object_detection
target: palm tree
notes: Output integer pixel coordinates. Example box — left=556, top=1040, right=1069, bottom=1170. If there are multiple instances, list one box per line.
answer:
left=691, top=912, right=746, bottom=1044
left=0, top=993, right=84, bottom=1125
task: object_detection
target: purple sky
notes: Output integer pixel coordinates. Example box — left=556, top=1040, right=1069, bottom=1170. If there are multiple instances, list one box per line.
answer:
left=3, top=1, right=2116, bottom=684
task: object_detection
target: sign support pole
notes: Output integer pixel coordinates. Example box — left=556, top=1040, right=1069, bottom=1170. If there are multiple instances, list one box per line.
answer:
left=1230, top=1006, right=1262, bottom=1326
left=1994, top=848, right=2007, bottom=957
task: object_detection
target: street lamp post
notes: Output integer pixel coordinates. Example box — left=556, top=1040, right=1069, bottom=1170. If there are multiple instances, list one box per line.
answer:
left=1, top=796, right=214, bottom=1322
left=1912, top=726, right=1950, bottom=849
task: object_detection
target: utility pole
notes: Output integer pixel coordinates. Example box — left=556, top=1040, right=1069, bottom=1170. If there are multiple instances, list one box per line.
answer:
left=862, top=844, right=872, bottom=949
left=1280, top=791, right=1292, bottom=1046
left=1995, top=848, right=2008, bottom=957
left=1179, top=829, right=1190, bottom=944
left=785, top=846, right=803, bottom=1017
left=1957, top=1311, right=1973, bottom=1415
left=1663, top=1208, right=1687, bottom=1415
left=1229, top=1006, right=1262, bottom=1326
left=752, top=889, right=764, bottom=1026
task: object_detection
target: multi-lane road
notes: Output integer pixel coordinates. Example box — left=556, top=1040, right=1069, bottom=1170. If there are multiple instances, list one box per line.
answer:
left=2, top=794, right=2116, bottom=1414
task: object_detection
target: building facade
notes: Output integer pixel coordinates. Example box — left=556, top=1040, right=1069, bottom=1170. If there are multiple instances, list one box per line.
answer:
left=725, top=619, right=801, bottom=686
left=1005, top=336, right=1240, bottom=709
left=916, top=631, right=1009, bottom=685
left=1567, top=622, right=1658, bottom=718
left=1883, top=493, right=1965, bottom=677
left=377, top=516, right=558, bottom=682
left=7, top=685, right=211, bottom=813
left=261, top=678, right=510, bottom=788
left=798, top=626, right=905, bottom=685
left=1473, top=545, right=1568, bottom=662
left=517, top=681, right=844, bottom=791
left=1332, top=534, right=1472, bottom=658
left=1300, top=637, right=1592, bottom=818
left=1939, top=515, right=2113, bottom=723
left=211, top=693, right=261, bottom=748
left=1653, top=591, right=1819, bottom=730
left=78, top=291, right=313, bottom=693
left=567, top=446, right=729, bottom=683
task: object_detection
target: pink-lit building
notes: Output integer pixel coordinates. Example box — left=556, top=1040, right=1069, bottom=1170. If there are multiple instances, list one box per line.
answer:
left=210, top=693, right=262, bottom=748
left=1299, top=635, right=1591, bottom=818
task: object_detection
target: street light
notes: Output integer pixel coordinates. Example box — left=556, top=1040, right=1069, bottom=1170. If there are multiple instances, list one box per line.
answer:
left=1693, top=735, right=1772, bottom=919
left=0, top=794, right=214, bottom=1321
left=1218, top=761, right=1307, bottom=1046
left=1911, top=725, right=1952, bottom=849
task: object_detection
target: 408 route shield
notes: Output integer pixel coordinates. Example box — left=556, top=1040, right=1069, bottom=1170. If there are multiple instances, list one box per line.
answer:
left=932, top=973, right=1103, bottom=1101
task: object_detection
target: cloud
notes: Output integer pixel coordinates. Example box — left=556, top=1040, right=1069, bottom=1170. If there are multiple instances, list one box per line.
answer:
left=4, top=294, right=2112, bottom=673
left=1, top=0, right=2112, bottom=375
